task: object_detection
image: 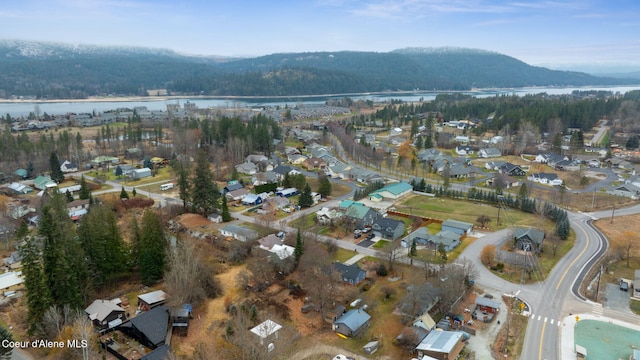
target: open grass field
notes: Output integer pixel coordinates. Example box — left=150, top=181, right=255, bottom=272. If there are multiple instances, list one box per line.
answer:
left=395, top=194, right=556, bottom=232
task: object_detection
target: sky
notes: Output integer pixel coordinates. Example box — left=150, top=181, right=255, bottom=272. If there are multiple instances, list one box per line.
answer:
left=3, top=0, right=640, bottom=68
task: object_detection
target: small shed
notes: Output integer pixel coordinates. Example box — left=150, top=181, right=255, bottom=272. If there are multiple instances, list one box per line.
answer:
left=363, top=340, right=379, bottom=355
left=132, top=167, right=152, bottom=179
left=138, top=290, right=167, bottom=311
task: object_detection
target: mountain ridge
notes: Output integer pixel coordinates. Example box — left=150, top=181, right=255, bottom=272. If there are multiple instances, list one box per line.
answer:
left=0, top=39, right=636, bottom=99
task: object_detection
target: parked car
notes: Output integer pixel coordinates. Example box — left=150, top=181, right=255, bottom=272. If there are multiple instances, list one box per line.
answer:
left=354, top=233, right=362, bottom=239
left=620, top=280, right=629, bottom=291
left=366, top=233, right=375, bottom=240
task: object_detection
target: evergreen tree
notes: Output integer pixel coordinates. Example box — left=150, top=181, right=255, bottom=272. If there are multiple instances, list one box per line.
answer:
left=556, top=211, right=570, bottom=240
left=0, top=324, right=12, bottom=358
left=20, top=236, right=52, bottom=335
left=15, top=221, right=28, bottom=240
left=298, top=184, right=314, bottom=208
left=64, top=189, right=74, bottom=202
left=26, top=161, right=34, bottom=178
left=191, top=150, right=219, bottom=216
left=132, top=187, right=137, bottom=197
left=79, top=176, right=91, bottom=200
left=120, top=187, right=129, bottom=199
left=221, top=196, right=231, bottom=222
left=410, top=240, right=417, bottom=256
left=138, top=210, right=166, bottom=285
left=49, top=152, right=64, bottom=183
left=78, top=205, right=130, bottom=287
left=282, top=172, right=292, bottom=188
left=176, top=162, right=191, bottom=209
left=437, top=243, right=448, bottom=263
left=38, top=191, right=89, bottom=311
left=115, top=165, right=123, bottom=177
left=294, top=229, right=304, bottom=262
left=317, top=176, right=332, bottom=198
left=231, top=167, right=239, bottom=181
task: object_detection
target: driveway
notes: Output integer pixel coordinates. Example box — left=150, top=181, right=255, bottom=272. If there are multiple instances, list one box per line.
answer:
left=603, top=283, right=633, bottom=314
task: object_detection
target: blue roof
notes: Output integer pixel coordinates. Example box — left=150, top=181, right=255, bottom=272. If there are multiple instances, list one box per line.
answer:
left=335, top=309, right=371, bottom=332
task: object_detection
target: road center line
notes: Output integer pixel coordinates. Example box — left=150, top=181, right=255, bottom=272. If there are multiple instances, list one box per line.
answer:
left=538, top=322, right=547, bottom=360
left=556, top=220, right=591, bottom=290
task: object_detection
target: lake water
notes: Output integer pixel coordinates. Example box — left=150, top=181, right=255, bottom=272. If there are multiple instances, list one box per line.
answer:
left=1, top=85, right=640, bottom=118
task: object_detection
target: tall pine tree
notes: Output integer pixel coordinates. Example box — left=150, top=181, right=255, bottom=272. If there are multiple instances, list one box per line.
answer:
left=221, top=196, right=231, bottom=222
left=49, top=152, right=65, bottom=183
left=137, top=210, right=167, bottom=285
left=20, top=236, right=52, bottom=335
left=79, top=175, right=91, bottom=200
left=298, top=184, right=314, bottom=208
left=78, top=205, right=130, bottom=287
left=191, top=149, right=219, bottom=216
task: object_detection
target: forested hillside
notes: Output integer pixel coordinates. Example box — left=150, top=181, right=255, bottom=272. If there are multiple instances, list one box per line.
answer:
left=0, top=40, right=636, bottom=99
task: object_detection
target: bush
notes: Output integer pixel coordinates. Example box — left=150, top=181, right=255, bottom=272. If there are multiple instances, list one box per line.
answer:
left=376, top=263, right=388, bottom=276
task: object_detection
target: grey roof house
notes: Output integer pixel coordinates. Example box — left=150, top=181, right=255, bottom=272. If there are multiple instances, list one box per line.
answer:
left=333, top=309, right=371, bottom=337
left=220, top=224, right=259, bottom=242
left=371, top=217, right=404, bottom=240
left=514, top=227, right=545, bottom=252
left=118, top=305, right=169, bottom=350
left=333, top=262, right=366, bottom=285
left=441, top=220, right=473, bottom=237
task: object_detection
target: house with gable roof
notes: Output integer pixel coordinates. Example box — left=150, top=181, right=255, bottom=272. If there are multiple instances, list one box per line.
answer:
left=333, top=262, right=366, bottom=285
left=333, top=308, right=371, bottom=337
left=371, top=217, right=404, bottom=240
left=514, top=227, right=545, bottom=252
left=343, top=203, right=380, bottom=229
left=415, top=330, right=465, bottom=360
left=85, top=299, right=126, bottom=329
left=441, top=220, right=473, bottom=237
left=478, top=147, right=502, bottom=158
left=118, top=305, right=169, bottom=350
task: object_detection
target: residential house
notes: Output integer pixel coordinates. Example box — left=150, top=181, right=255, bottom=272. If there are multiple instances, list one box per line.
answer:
left=514, top=227, right=545, bottom=252
left=478, top=148, right=502, bottom=158
left=302, top=157, right=327, bottom=170
left=413, top=313, right=436, bottom=332
left=223, top=181, right=244, bottom=194
left=485, top=161, right=506, bottom=171
left=242, top=193, right=263, bottom=206
left=114, top=164, right=135, bottom=176
left=236, top=162, right=259, bottom=175
left=333, top=262, right=367, bottom=285
left=333, top=309, right=371, bottom=337
left=417, top=148, right=443, bottom=163
left=67, top=199, right=90, bottom=220
left=125, top=147, right=143, bottom=159
left=326, top=163, right=351, bottom=179
left=389, top=127, right=403, bottom=137
left=415, top=330, right=465, bottom=360
left=7, top=182, right=33, bottom=194
left=85, top=299, right=126, bottom=329
left=60, top=160, right=78, bottom=173
left=485, top=174, right=520, bottom=189
left=454, top=135, right=470, bottom=144
left=140, top=344, right=172, bottom=360
left=246, top=154, right=268, bottom=164
left=207, top=213, right=223, bottom=223
left=343, top=203, right=380, bottom=229
left=447, top=164, right=475, bottom=179
left=262, top=197, right=289, bottom=212
left=250, top=319, right=282, bottom=346
left=499, top=163, right=526, bottom=177
left=287, top=154, right=308, bottom=165
left=284, top=147, right=301, bottom=156
left=252, top=171, right=278, bottom=186
left=369, top=182, right=413, bottom=200
left=92, top=155, right=120, bottom=166
left=3, top=251, right=22, bottom=269
left=554, top=159, right=580, bottom=171
left=316, top=207, right=341, bottom=225
left=527, top=173, right=563, bottom=186
left=272, top=165, right=301, bottom=180
left=220, top=224, right=259, bottom=242
left=14, top=169, right=28, bottom=180
left=606, top=184, right=640, bottom=199
left=441, top=220, right=473, bottom=237
left=547, top=154, right=570, bottom=168
left=606, top=157, right=634, bottom=170
left=118, top=305, right=169, bottom=350
left=455, top=145, right=474, bottom=156
left=403, top=227, right=461, bottom=251
left=0, top=272, right=24, bottom=292
left=138, top=290, right=167, bottom=311
left=371, top=217, right=404, bottom=240
left=131, top=168, right=152, bottom=179
left=226, top=188, right=250, bottom=202
left=33, top=175, right=57, bottom=189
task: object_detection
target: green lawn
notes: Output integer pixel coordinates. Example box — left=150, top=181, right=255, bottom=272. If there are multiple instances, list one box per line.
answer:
left=396, top=194, right=556, bottom=232
left=631, top=299, right=640, bottom=315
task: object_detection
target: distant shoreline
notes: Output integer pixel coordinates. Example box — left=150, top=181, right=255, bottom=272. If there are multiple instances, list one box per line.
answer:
left=1, top=85, right=639, bottom=104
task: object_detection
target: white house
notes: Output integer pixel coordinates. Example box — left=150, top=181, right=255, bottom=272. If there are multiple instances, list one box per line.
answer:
left=478, top=148, right=502, bottom=158
left=60, top=160, right=78, bottom=173
left=527, top=173, right=563, bottom=186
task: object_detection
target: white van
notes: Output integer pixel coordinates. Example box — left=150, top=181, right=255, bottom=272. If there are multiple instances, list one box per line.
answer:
left=160, top=183, right=174, bottom=191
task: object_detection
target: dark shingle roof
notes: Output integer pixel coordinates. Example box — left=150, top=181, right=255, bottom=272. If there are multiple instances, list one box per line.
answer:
left=126, top=306, right=169, bottom=347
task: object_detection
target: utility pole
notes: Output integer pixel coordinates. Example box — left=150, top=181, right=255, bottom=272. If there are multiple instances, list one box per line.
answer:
left=497, top=206, right=501, bottom=226
left=595, top=265, right=603, bottom=302
left=592, top=188, right=596, bottom=209
left=611, top=205, right=615, bottom=223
